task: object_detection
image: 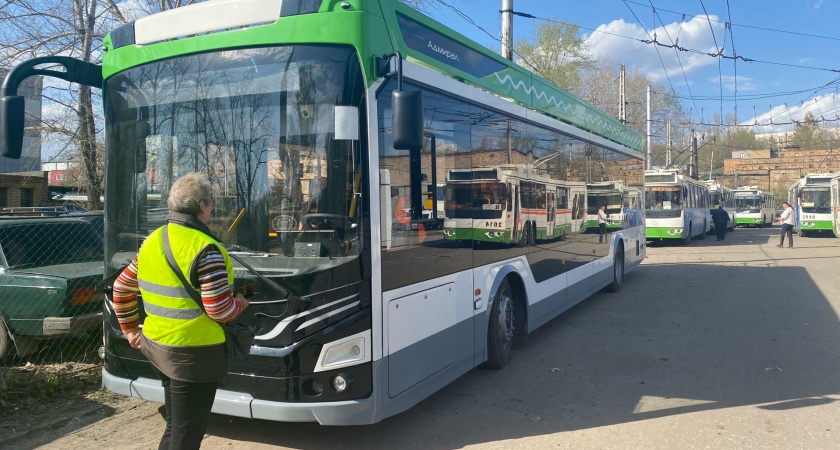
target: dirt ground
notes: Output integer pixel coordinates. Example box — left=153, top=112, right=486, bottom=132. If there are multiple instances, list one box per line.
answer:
left=4, top=226, right=840, bottom=449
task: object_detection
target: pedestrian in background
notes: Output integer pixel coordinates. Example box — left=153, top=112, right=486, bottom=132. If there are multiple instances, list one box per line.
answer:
left=710, top=205, right=730, bottom=241
left=777, top=202, right=795, bottom=248
left=112, top=173, right=249, bottom=450
left=598, top=205, right=608, bottom=243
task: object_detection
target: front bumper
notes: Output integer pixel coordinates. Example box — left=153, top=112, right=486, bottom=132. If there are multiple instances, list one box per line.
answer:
left=43, top=312, right=102, bottom=336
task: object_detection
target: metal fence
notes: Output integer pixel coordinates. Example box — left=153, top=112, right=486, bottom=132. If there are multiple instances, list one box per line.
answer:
left=0, top=211, right=105, bottom=410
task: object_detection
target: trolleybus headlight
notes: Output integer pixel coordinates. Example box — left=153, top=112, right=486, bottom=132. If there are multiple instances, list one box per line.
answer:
left=443, top=229, right=454, bottom=237
left=332, top=374, right=352, bottom=392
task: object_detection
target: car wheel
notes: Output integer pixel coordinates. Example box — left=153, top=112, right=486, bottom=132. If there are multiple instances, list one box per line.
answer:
left=486, top=278, right=514, bottom=369
left=605, top=247, right=625, bottom=292
left=0, top=316, right=11, bottom=359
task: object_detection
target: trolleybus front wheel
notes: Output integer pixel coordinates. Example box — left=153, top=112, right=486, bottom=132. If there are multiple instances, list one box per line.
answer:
left=605, top=247, right=624, bottom=292
left=486, top=278, right=514, bottom=369
left=684, top=224, right=692, bottom=245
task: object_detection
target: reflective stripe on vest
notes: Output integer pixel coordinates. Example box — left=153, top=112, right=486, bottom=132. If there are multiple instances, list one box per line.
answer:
left=137, top=224, right=231, bottom=347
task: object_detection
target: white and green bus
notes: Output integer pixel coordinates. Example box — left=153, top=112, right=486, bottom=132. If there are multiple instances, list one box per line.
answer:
left=705, top=180, right=736, bottom=232
left=586, top=181, right=627, bottom=231
left=441, top=165, right=587, bottom=245
left=0, top=0, right=645, bottom=425
left=829, top=172, right=840, bottom=238
left=644, top=169, right=710, bottom=243
left=788, top=174, right=833, bottom=237
left=734, top=187, right=775, bottom=227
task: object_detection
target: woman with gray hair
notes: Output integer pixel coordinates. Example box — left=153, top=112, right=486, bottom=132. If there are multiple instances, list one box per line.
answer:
left=112, top=172, right=249, bottom=449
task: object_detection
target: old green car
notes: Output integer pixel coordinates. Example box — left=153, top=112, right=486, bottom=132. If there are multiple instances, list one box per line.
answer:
left=0, top=218, right=104, bottom=358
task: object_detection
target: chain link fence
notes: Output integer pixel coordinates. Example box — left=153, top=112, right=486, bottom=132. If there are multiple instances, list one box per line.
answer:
left=0, top=209, right=105, bottom=412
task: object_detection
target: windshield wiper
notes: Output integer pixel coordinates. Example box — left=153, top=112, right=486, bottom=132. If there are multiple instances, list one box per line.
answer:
left=227, top=252, right=309, bottom=308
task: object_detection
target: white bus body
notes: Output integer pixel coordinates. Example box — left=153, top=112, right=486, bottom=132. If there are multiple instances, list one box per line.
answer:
left=644, top=170, right=711, bottom=242
left=734, top=186, right=775, bottom=227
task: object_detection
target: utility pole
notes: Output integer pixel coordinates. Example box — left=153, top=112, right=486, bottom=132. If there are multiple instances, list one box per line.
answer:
left=691, top=130, right=699, bottom=180
left=646, top=85, right=652, bottom=170
left=501, top=0, right=513, bottom=61
left=619, top=65, right=626, bottom=124
left=666, top=120, right=671, bottom=168
left=709, top=150, right=714, bottom=180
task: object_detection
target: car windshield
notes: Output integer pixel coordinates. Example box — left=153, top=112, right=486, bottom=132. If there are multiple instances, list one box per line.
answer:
left=800, top=187, right=830, bottom=214
left=0, top=221, right=103, bottom=268
left=645, top=186, right=682, bottom=210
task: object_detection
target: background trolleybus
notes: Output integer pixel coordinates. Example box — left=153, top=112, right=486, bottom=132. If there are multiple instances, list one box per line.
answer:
left=734, top=187, right=775, bottom=227
left=0, top=0, right=645, bottom=425
left=585, top=181, right=627, bottom=231
left=644, top=169, right=710, bottom=244
left=705, top=180, right=736, bottom=232
left=788, top=173, right=833, bottom=237
left=441, top=165, right=586, bottom=246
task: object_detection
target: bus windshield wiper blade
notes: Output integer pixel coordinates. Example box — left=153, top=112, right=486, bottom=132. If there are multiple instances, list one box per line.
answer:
left=227, top=252, right=309, bottom=307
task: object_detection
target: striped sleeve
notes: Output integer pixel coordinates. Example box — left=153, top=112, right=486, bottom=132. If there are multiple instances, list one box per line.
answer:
left=196, top=245, right=246, bottom=323
left=112, top=257, right=140, bottom=332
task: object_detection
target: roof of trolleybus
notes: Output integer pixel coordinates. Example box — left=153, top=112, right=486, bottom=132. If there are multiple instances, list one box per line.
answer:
left=101, top=0, right=641, bottom=152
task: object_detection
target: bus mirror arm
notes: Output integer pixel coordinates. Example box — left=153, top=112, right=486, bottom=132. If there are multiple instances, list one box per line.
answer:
left=1, top=56, right=102, bottom=159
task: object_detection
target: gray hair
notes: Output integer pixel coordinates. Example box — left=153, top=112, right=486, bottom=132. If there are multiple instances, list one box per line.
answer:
left=167, top=173, right=213, bottom=216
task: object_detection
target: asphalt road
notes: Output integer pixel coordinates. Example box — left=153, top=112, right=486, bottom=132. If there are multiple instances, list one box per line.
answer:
left=15, top=225, right=840, bottom=449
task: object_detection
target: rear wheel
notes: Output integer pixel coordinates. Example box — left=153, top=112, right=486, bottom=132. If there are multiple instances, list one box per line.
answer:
left=486, top=278, right=514, bottom=369
left=605, top=247, right=625, bottom=292
left=698, top=221, right=706, bottom=240
left=517, top=223, right=528, bottom=247
left=529, top=223, right=537, bottom=246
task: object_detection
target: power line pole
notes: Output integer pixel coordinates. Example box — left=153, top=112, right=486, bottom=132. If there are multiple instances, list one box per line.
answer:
left=666, top=119, right=671, bottom=168
left=501, top=0, right=513, bottom=61
left=619, top=65, right=626, bottom=124
left=691, top=130, right=699, bottom=180
left=646, top=85, right=652, bottom=170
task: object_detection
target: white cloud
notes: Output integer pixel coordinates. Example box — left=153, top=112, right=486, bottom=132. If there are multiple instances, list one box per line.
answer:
left=740, top=94, right=840, bottom=133
left=584, top=15, right=726, bottom=84
left=814, top=0, right=824, bottom=10
left=711, top=75, right=756, bottom=92
left=799, top=58, right=813, bottom=64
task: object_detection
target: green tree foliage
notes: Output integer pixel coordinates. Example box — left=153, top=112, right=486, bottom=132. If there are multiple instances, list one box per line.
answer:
left=514, top=19, right=593, bottom=92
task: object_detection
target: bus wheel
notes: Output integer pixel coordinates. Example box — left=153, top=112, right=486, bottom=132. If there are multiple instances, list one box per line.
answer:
left=486, top=278, right=514, bottom=369
left=698, top=221, right=706, bottom=240
left=684, top=224, right=692, bottom=245
left=529, top=222, right=537, bottom=246
left=517, top=224, right=529, bottom=247
left=605, top=247, right=624, bottom=292
left=800, top=229, right=808, bottom=238
left=559, top=229, right=567, bottom=241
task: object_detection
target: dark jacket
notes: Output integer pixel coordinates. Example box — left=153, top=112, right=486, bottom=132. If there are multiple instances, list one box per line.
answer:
left=711, top=208, right=730, bottom=224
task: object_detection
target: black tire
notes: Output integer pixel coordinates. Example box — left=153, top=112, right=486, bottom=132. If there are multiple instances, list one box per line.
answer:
left=605, top=247, right=625, bottom=292
left=0, top=316, right=11, bottom=359
left=517, top=223, right=528, bottom=248
left=529, top=222, right=537, bottom=246
left=684, top=223, right=692, bottom=246
left=486, top=278, right=514, bottom=369
left=800, top=229, right=808, bottom=238
left=698, top=221, right=706, bottom=240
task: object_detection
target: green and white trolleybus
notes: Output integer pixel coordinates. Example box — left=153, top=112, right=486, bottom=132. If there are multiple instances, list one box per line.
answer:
left=586, top=180, right=627, bottom=230
left=705, top=180, right=736, bottom=232
left=644, top=169, right=710, bottom=243
left=734, top=186, right=775, bottom=227
left=441, top=165, right=587, bottom=245
left=0, top=0, right=645, bottom=425
left=788, top=173, right=833, bottom=237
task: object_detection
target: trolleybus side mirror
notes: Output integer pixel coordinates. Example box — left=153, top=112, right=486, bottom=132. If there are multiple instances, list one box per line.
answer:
left=0, top=95, right=25, bottom=159
left=391, top=89, right=423, bottom=151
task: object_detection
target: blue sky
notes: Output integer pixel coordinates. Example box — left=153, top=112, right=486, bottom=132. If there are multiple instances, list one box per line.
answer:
left=427, top=0, right=840, bottom=133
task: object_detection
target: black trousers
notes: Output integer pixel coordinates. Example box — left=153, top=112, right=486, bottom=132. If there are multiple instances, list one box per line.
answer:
left=780, top=223, right=794, bottom=247
left=152, top=366, right=218, bottom=450
left=599, top=223, right=607, bottom=242
left=714, top=222, right=727, bottom=240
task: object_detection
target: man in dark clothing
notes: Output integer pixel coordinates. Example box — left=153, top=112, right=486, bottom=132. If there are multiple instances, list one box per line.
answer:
left=710, top=205, right=730, bottom=241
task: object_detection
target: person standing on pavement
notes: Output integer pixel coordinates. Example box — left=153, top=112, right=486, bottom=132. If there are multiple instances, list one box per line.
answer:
left=778, top=202, right=795, bottom=248
left=112, top=173, right=249, bottom=450
left=598, top=205, right=608, bottom=243
left=710, top=205, right=730, bottom=241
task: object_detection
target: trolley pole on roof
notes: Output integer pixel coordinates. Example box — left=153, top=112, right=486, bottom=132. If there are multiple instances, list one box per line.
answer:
left=501, top=0, right=513, bottom=61
left=646, top=85, right=652, bottom=170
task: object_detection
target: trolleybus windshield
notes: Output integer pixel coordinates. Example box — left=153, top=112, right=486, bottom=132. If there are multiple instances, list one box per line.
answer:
left=800, top=188, right=830, bottom=214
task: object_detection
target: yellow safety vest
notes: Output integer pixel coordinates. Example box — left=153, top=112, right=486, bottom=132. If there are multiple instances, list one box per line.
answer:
left=137, top=223, right=232, bottom=347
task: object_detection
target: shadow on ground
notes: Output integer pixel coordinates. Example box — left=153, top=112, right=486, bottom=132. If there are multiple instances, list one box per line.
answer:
left=205, top=244, right=840, bottom=449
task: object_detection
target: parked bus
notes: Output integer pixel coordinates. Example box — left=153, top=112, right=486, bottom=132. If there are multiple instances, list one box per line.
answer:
left=705, top=180, right=736, bottom=232
left=0, top=0, right=645, bottom=425
left=644, top=169, right=710, bottom=243
left=441, top=165, right=586, bottom=245
left=734, top=187, right=775, bottom=227
left=829, top=172, right=840, bottom=238
left=586, top=181, right=627, bottom=231
left=788, top=174, right=833, bottom=237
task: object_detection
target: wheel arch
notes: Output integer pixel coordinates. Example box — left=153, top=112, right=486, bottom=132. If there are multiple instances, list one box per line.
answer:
left=487, top=266, right=529, bottom=336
